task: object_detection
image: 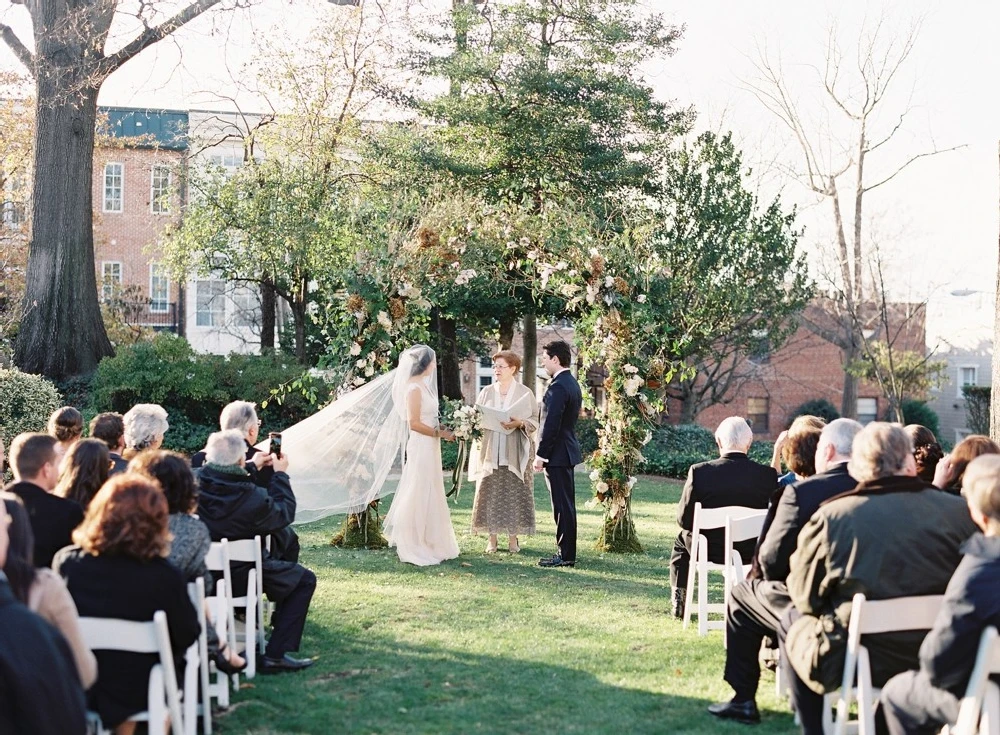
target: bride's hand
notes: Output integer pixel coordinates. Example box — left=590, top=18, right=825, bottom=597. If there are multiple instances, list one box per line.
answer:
left=439, top=428, right=456, bottom=442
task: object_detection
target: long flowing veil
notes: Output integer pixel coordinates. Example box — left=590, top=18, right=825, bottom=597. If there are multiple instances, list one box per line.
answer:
left=265, top=345, right=437, bottom=525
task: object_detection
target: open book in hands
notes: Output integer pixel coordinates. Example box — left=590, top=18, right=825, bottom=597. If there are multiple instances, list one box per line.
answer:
left=476, top=393, right=532, bottom=435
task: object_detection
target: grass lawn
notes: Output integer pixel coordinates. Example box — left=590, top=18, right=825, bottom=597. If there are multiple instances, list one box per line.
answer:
left=214, top=474, right=796, bottom=734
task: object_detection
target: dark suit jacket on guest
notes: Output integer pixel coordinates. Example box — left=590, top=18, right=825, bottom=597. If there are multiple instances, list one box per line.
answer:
left=54, top=547, right=200, bottom=729
left=757, top=463, right=857, bottom=583
left=6, top=481, right=84, bottom=568
left=108, top=452, right=129, bottom=477
left=0, top=574, right=87, bottom=735
left=676, top=453, right=776, bottom=564
left=536, top=370, right=583, bottom=467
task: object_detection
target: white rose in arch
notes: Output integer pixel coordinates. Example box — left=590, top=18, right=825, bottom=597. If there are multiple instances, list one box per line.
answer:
left=589, top=469, right=600, bottom=481
left=349, top=342, right=362, bottom=356
left=596, top=481, right=609, bottom=494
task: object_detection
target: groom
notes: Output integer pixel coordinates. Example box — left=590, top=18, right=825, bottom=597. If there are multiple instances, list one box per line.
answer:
left=534, top=340, right=583, bottom=568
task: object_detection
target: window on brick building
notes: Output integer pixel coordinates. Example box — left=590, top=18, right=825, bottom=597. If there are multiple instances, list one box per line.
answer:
left=149, top=264, right=169, bottom=313
left=747, top=329, right=771, bottom=364
left=477, top=356, right=493, bottom=390
left=958, top=366, right=978, bottom=398
left=230, top=285, right=260, bottom=328
left=195, top=280, right=226, bottom=326
left=747, top=397, right=769, bottom=433
left=150, top=166, right=171, bottom=214
left=857, top=397, right=878, bottom=425
left=103, top=162, right=123, bottom=212
left=208, top=153, right=243, bottom=177
left=101, top=261, right=122, bottom=301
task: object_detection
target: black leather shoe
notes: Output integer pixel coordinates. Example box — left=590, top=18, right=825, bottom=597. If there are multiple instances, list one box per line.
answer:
left=538, top=554, right=576, bottom=567
left=259, top=654, right=315, bottom=674
left=707, top=698, right=760, bottom=724
left=671, top=587, right=686, bottom=619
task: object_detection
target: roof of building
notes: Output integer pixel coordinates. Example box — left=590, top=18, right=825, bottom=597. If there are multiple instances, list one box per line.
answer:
left=99, top=107, right=189, bottom=151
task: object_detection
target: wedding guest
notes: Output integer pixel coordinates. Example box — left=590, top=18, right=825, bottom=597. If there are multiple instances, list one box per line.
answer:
left=469, top=350, right=539, bottom=554
left=906, top=424, right=944, bottom=484
left=48, top=406, right=84, bottom=458
left=196, top=429, right=316, bottom=672
left=670, top=417, right=776, bottom=618
left=709, top=419, right=861, bottom=725
left=129, top=450, right=246, bottom=674
left=780, top=422, right=977, bottom=735
left=770, top=415, right=826, bottom=487
left=933, top=435, right=1000, bottom=495
left=89, top=412, right=129, bottom=475
left=5, top=433, right=84, bottom=568
left=879, top=453, right=1000, bottom=735
left=54, top=473, right=200, bottom=734
left=1, top=493, right=96, bottom=689
left=0, top=497, right=87, bottom=735
left=121, top=404, right=169, bottom=461
left=54, top=438, right=110, bottom=510
left=534, top=340, right=584, bottom=568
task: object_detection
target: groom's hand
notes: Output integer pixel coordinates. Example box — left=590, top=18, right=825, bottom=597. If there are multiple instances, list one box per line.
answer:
left=533, top=458, right=545, bottom=472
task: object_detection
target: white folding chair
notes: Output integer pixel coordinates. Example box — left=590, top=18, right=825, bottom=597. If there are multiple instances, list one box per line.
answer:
left=834, top=593, right=945, bottom=735
left=206, top=540, right=257, bottom=688
left=224, top=536, right=267, bottom=658
left=723, top=513, right=768, bottom=611
left=951, top=626, right=1000, bottom=735
left=683, top=503, right=766, bottom=636
left=79, top=611, right=186, bottom=735
left=203, top=543, right=233, bottom=708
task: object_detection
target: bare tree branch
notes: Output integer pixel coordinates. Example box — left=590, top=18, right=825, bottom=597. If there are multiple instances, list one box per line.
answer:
left=863, top=144, right=968, bottom=192
left=0, top=25, right=34, bottom=72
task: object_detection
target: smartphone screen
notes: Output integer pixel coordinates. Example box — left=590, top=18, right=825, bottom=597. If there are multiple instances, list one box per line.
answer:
left=269, top=432, right=283, bottom=458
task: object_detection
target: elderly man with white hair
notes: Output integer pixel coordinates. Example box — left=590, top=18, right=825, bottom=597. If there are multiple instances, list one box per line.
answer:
left=709, top=418, right=863, bottom=725
left=121, top=403, right=169, bottom=460
left=195, top=429, right=317, bottom=673
left=778, top=422, right=977, bottom=735
left=670, top=416, right=777, bottom=619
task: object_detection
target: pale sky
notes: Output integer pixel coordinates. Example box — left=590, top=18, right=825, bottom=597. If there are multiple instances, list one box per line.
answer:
left=1, top=0, right=996, bottom=341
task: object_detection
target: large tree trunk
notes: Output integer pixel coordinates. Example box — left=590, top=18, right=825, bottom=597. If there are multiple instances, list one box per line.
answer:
left=679, top=385, right=698, bottom=424
left=521, top=312, right=536, bottom=396
left=14, top=82, right=113, bottom=378
left=439, top=316, right=462, bottom=399
left=259, top=278, right=276, bottom=353
left=498, top=314, right=515, bottom=351
left=992, top=140, right=1000, bottom=443
left=841, top=343, right=860, bottom=419
left=291, top=301, right=307, bottom=364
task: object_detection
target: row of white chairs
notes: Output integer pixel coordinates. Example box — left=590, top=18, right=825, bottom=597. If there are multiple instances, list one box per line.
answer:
left=79, top=535, right=271, bottom=735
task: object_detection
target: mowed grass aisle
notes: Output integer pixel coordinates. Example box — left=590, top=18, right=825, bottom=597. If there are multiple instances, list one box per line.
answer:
left=214, top=476, right=796, bottom=734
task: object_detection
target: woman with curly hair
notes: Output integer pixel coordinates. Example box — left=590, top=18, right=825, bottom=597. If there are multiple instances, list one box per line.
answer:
left=53, top=474, right=199, bottom=734
left=47, top=406, right=84, bottom=459
left=934, top=435, right=1000, bottom=495
left=53, top=438, right=110, bottom=510
left=121, top=404, right=169, bottom=461
left=905, top=424, right=944, bottom=483
left=771, top=415, right=826, bottom=486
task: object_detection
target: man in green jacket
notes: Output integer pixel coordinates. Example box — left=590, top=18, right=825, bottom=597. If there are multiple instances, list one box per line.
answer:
left=779, top=422, right=977, bottom=734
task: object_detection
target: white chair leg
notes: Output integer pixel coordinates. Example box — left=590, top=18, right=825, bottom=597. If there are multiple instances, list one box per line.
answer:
left=697, top=538, right=709, bottom=636
left=683, top=544, right=697, bottom=631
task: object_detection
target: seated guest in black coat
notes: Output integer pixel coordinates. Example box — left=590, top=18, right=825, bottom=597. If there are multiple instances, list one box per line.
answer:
left=191, top=401, right=300, bottom=564
left=54, top=474, right=200, bottom=734
left=709, top=418, right=862, bottom=725
left=5, top=433, right=84, bottom=568
left=196, top=429, right=316, bottom=673
left=89, top=412, right=129, bottom=476
left=670, top=417, right=777, bottom=618
left=879, top=453, right=1000, bottom=735
left=0, top=497, right=87, bottom=735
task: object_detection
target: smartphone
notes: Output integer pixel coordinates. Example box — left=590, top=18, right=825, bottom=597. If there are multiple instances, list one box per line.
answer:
left=268, top=432, right=283, bottom=459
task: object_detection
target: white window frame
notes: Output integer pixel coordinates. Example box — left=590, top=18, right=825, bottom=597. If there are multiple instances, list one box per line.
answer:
left=958, top=365, right=978, bottom=399
left=103, top=162, right=123, bottom=213
left=150, top=165, right=171, bottom=215
left=101, top=261, right=122, bottom=301
left=195, top=279, right=226, bottom=327
left=747, top=397, right=770, bottom=434
left=229, top=285, right=259, bottom=328
left=149, top=263, right=169, bottom=313
left=857, top=397, right=878, bottom=425
left=477, top=356, right=494, bottom=391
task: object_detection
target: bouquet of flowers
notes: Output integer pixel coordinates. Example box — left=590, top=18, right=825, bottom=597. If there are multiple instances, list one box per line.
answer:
left=441, top=399, right=483, bottom=498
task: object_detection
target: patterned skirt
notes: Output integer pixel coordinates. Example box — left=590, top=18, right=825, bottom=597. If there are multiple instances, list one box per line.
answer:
left=470, top=465, right=536, bottom=535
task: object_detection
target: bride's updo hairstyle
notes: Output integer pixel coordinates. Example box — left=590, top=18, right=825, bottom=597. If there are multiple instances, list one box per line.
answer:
left=408, top=345, right=436, bottom=376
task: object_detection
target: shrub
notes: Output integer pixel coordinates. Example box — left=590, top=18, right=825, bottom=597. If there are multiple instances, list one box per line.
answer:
left=88, top=333, right=332, bottom=440
left=789, top=398, right=840, bottom=425
left=576, top=417, right=601, bottom=456
left=0, top=368, right=62, bottom=442
left=895, top=399, right=941, bottom=440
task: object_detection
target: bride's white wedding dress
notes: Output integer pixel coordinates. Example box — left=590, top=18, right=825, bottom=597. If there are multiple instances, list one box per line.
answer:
left=382, top=382, right=460, bottom=566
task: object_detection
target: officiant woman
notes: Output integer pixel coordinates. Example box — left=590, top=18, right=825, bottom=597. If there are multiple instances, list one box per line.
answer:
left=469, top=351, right=539, bottom=554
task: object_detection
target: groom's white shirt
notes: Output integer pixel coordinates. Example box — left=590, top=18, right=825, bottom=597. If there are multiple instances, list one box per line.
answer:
left=535, top=367, right=570, bottom=464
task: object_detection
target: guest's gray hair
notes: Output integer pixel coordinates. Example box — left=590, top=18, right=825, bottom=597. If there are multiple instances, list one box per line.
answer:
left=220, top=401, right=257, bottom=434
left=820, top=418, right=864, bottom=458
left=964, top=455, right=1000, bottom=529
left=122, top=404, right=169, bottom=450
left=848, top=422, right=913, bottom=483
left=715, top=416, right=753, bottom=451
left=204, top=429, right=247, bottom=466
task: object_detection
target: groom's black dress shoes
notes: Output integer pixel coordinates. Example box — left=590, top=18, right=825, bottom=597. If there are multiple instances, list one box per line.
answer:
left=538, top=554, right=575, bottom=567
left=259, top=653, right=315, bottom=674
left=707, top=698, right=761, bottom=725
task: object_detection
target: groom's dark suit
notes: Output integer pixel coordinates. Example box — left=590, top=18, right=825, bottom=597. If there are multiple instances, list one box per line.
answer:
left=537, top=368, right=583, bottom=563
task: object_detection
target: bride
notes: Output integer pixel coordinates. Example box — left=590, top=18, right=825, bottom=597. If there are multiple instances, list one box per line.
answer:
left=382, top=345, right=461, bottom=566
left=268, top=344, right=460, bottom=566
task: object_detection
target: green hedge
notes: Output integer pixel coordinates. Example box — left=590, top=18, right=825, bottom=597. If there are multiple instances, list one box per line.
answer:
left=0, top=368, right=62, bottom=442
